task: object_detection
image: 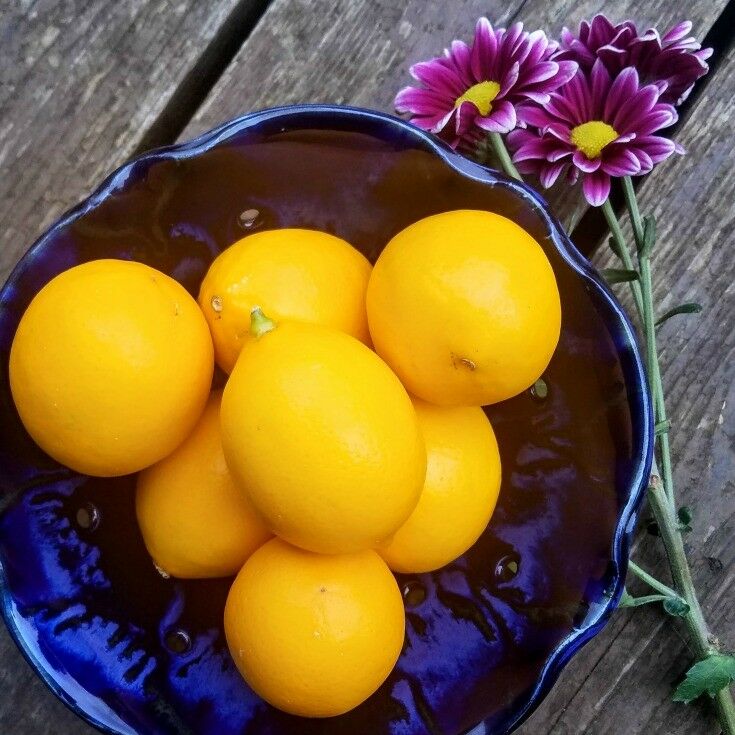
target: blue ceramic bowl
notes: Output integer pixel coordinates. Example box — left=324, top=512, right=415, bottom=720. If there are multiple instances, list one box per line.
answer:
left=0, top=105, right=653, bottom=735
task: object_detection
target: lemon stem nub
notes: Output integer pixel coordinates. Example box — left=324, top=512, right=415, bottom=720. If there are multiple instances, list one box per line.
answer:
left=250, top=307, right=276, bottom=338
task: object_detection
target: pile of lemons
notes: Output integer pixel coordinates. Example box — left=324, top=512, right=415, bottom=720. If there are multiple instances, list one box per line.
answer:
left=9, top=210, right=560, bottom=718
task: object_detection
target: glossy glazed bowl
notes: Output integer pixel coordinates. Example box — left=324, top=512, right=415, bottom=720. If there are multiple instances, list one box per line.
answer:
left=0, top=105, right=653, bottom=735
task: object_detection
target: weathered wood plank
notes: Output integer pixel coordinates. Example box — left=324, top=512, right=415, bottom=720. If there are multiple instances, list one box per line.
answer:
left=0, top=0, right=269, bottom=281
left=0, top=1, right=268, bottom=732
left=525, top=41, right=735, bottom=735
left=0, top=1, right=731, bottom=734
left=183, top=0, right=726, bottom=137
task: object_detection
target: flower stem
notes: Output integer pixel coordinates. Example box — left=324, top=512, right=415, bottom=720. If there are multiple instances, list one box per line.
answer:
left=620, top=592, right=670, bottom=608
left=603, top=188, right=735, bottom=734
left=600, top=199, right=644, bottom=318
left=622, top=176, right=644, bottom=243
left=621, top=180, right=675, bottom=506
left=628, top=560, right=679, bottom=599
left=489, top=132, right=522, bottom=181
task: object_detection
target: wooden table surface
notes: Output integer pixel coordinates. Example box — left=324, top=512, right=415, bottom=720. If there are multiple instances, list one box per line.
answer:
left=1, top=1, right=733, bottom=733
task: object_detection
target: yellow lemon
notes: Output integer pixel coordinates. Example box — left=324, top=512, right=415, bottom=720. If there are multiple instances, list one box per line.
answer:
left=379, top=398, right=501, bottom=573
left=136, top=391, right=271, bottom=578
left=366, top=210, right=561, bottom=406
left=220, top=310, right=425, bottom=554
left=224, top=538, right=405, bottom=717
left=198, top=228, right=371, bottom=372
left=9, top=259, right=213, bottom=476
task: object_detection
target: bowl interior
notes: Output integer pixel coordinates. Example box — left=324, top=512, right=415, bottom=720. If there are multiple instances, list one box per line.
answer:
left=0, top=107, right=650, bottom=735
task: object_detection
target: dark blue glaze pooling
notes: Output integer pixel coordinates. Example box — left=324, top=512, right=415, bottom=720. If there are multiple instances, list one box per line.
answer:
left=0, top=106, right=653, bottom=735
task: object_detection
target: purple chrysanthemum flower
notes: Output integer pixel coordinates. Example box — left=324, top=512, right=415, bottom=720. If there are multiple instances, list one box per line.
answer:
left=395, top=18, right=577, bottom=149
left=555, top=14, right=712, bottom=105
left=508, top=60, right=681, bottom=206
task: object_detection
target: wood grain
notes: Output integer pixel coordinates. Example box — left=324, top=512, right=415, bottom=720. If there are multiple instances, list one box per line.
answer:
left=0, top=0, right=732, bottom=733
left=0, top=0, right=268, bottom=282
left=525, top=41, right=735, bottom=735
left=0, top=1, right=266, bottom=732
left=182, top=0, right=726, bottom=138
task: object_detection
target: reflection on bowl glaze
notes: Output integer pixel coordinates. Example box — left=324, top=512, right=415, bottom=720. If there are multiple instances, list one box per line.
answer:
left=0, top=106, right=653, bottom=735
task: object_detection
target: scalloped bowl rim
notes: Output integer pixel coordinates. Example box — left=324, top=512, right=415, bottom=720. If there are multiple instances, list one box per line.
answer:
left=0, top=104, right=654, bottom=735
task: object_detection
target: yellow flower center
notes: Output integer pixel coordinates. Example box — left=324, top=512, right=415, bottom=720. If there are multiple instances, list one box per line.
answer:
left=455, top=81, right=501, bottom=116
left=570, top=121, right=619, bottom=159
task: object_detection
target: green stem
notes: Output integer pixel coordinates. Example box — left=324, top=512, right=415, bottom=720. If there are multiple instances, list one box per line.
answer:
left=646, top=474, right=712, bottom=657
left=621, top=181, right=675, bottom=506
left=603, top=184, right=735, bottom=734
left=489, top=132, right=522, bottom=181
left=621, top=593, right=669, bottom=608
left=622, top=176, right=644, bottom=243
left=249, top=306, right=276, bottom=338
left=600, top=199, right=644, bottom=318
left=628, top=561, right=679, bottom=599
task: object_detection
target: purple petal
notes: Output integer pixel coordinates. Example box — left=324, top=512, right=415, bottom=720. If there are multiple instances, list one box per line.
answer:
left=663, top=21, right=693, bottom=44
left=519, top=104, right=554, bottom=129
left=636, top=105, right=677, bottom=135
left=573, top=150, right=601, bottom=172
left=613, top=84, right=660, bottom=134
left=564, top=71, right=593, bottom=121
left=429, top=108, right=458, bottom=134
left=597, top=45, right=628, bottom=73
left=521, top=60, right=560, bottom=85
left=590, top=58, right=613, bottom=115
left=395, top=86, right=452, bottom=114
left=554, top=59, right=579, bottom=86
left=582, top=170, right=611, bottom=206
left=471, top=18, right=499, bottom=80
left=545, top=93, right=583, bottom=124
left=504, top=22, right=525, bottom=54
left=588, top=14, right=617, bottom=48
left=410, top=60, right=466, bottom=96
left=512, top=136, right=559, bottom=161
left=447, top=41, right=474, bottom=87
left=633, top=135, right=677, bottom=162
left=507, top=127, right=536, bottom=148
left=635, top=149, right=654, bottom=173
left=548, top=148, right=573, bottom=162
left=539, top=161, right=567, bottom=187
left=519, top=90, right=552, bottom=104
left=604, top=67, right=638, bottom=122
left=454, top=100, right=480, bottom=135
left=499, top=61, right=521, bottom=97
left=546, top=121, right=573, bottom=142
left=601, top=147, right=642, bottom=176
left=476, top=100, right=517, bottom=133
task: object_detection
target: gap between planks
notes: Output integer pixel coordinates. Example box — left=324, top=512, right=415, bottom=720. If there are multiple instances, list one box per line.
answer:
left=130, top=0, right=273, bottom=157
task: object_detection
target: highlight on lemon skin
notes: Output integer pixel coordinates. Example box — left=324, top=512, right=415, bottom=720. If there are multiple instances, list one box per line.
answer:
left=220, top=307, right=426, bottom=555
left=366, top=209, right=561, bottom=407
left=136, top=390, right=271, bottom=579
left=198, top=228, right=372, bottom=373
left=224, top=538, right=405, bottom=718
left=379, top=397, right=502, bottom=573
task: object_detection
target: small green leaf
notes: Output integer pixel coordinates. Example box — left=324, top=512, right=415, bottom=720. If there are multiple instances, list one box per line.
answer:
left=673, top=654, right=735, bottom=703
left=640, top=214, right=656, bottom=257
left=655, top=302, right=703, bottom=327
left=678, top=506, right=693, bottom=526
left=663, top=596, right=690, bottom=617
left=602, top=268, right=639, bottom=284
left=655, top=419, right=671, bottom=436
left=607, top=235, right=621, bottom=257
